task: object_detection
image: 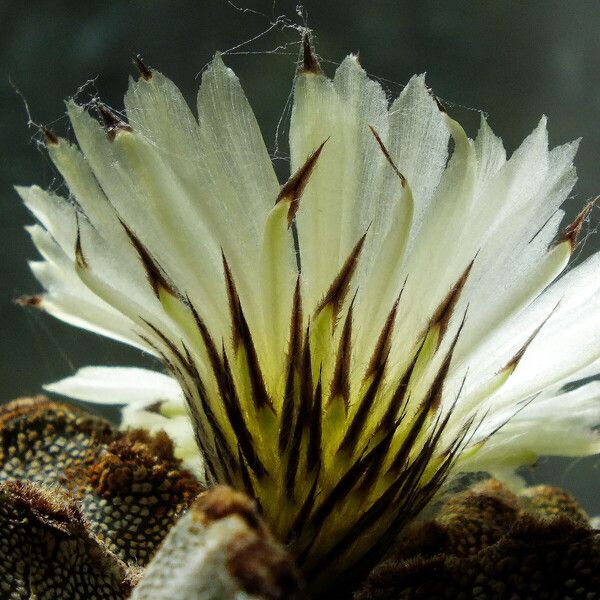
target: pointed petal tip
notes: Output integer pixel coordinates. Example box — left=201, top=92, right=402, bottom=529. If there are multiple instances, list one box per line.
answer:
left=75, top=225, right=88, bottom=270
left=427, top=85, right=447, bottom=114
left=557, top=196, right=598, bottom=251
left=207, top=52, right=228, bottom=74
left=277, top=138, right=328, bottom=225
left=120, top=219, right=178, bottom=299
left=95, top=102, right=132, bottom=141
left=430, top=259, right=475, bottom=342
left=501, top=302, right=559, bottom=374
left=133, top=54, right=153, bottom=81
left=315, top=228, right=369, bottom=321
left=42, top=126, right=59, bottom=146
left=300, top=31, right=322, bottom=75
left=14, top=184, right=32, bottom=200
left=369, top=125, right=407, bottom=186
left=14, top=294, right=43, bottom=308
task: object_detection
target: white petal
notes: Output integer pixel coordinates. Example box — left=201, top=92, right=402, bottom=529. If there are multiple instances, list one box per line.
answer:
left=16, top=185, right=77, bottom=258
left=463, top=382, right=600, bottom=473
left=26, top=225, right=148, bottom=351
left=291, top=55, right=389, bottom=312
left=387, top=74, right=450, bottom=228
left=45, top=366, right=183, bottom=406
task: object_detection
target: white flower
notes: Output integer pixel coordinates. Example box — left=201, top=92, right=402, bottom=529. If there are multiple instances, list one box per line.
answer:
left=18, top=37, right=600, bottom=586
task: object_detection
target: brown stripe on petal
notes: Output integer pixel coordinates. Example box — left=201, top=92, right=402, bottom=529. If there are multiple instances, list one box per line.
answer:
left=388, top=311, right=467, bottom=473
left=181, top=341, right=236, bottom=480
left=285, top=422, right=302, bottom=501
left=365, top=295, right=400, bottom=380
left=423, top=309, right=467, bottom=414
left=337, top=355, right=388, bottom=457
left=430, top=259, right=474, bottom=343
left=188, top=297, right=244, bottom=452
left=303, top=430, right=402, bottom=555
left=237, top=444, right=256, bottom=499
left=285, top=326, right=314, bottom=499
left=187, top=298, right=223, bottom=384
left=315, top=229, right=369, bottom=322
left=501, top=303, right=558, bottom=373
left=185, top=395, right=218, bottom=484
left=276, top=140, right=327, bottom=226
left=121, top=220, right=178, bottom=298
left=307, top=368, right=323, bottom=474
left=220, top=348, right=267, bottom=479
left=222, top=251, right=243, bottom=349
left=299, top=324, right=314, bottom=427
left=412, top=415, right=475, bottom=505
left=238, top=312, right=274, bottom=413
left=287, top=466, right=320, bottom=543
left=96, top=102, right=132, bottom=141
left=221, top=252, right=274, bottom=413
left=141, top=320, right=187, bottom=369
left=300, top=31, right=322, bottom=74
left=279, top=278, right=303, bottom=453
left=387, top=312, right=466, bottom=474
left=213, top=435, right=233, bottom=483
left=74, top=214, right=88, bottom=269
left=327, top=300, right=354, bottom=412
left=318, top=437, right=408, bottom=571
left=368, top=125, right=406, bottom=187
left=359, top=417, right=403, bottom=493
left=555, top=197, right=598, bottom=250
left=203, top=404, right=236, bottom=483
left=133, top=54, right=153, bottom=81
left=378, top=336, right=426, bottom=433
left=340, top=420, right=474, bottom=591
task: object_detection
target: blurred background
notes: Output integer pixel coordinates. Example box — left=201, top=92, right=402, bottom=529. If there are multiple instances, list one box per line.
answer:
left=1, top=0, right=600, bottom=509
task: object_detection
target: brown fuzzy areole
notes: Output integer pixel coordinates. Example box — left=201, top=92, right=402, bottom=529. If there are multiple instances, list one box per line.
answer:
left=356, top=479, right=600, bottom=600
left=2, top=480, right=86, bottom=535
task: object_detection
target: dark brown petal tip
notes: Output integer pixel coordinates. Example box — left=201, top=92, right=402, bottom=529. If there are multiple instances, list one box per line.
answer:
left=427, top=86, right=448, bottom=114
left=14, top=294, right=43, bottom=307
left=556, top=197, right=598, bottom=251
left=75, top=219, right=88, bottom=269
left=301, top=31, right=322, bottom=75
left=221, top=252, right=274, bottom=414
left=133, top=54, right=153, bottom=81
left=42, top=126, right=59, bottom=145
left=328, top=302, right=354, bottom=411
left=365, top=295, right=400, bottom=380
left=96, top=102, right=132, bottom=141
left=430, top=259, right=475, bottom=343
left=121, top=220, right=177, bottom=298
left=369, top=125, right=406, bottom=187
left=501, top=303, right=557, bottom=373
left=277, top=139, right=327, bottom=226
left=316, top=229, right=368, bottom=321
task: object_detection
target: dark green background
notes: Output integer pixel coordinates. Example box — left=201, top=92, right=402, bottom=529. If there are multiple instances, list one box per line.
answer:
left=1, top=0, right=600, bottom=509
